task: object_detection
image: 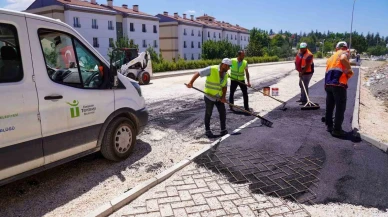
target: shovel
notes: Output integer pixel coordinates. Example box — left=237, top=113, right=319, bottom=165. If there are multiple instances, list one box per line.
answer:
left=230, top=78, right=287, bottom=111
left=185, top=83, right=274, bottom=128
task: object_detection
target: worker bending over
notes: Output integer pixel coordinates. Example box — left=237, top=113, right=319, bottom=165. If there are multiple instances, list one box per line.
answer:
left=229, top=50, right=251, bottom=111
left=324, top=41, right=354, bottom=137
left=186, top=58, right=232, bottom=138
left=295, top=42, right=314, bottom=104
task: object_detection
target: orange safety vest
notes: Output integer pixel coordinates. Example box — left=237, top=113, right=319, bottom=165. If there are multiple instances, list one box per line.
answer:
left=295, top=49, right=313, bottom=73
left=325, top=50, right=350, bottom=88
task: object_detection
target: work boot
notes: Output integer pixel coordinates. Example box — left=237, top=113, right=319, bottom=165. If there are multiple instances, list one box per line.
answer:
left=220, top=130, right=229, bottom=136
left=331, top=129, right=346, bottom=138
left=327, top=125, right=333, bottom=132
left=205, top=130, right=214, bottom=138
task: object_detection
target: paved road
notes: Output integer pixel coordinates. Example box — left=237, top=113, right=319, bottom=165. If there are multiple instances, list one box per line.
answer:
left=194, top=67, right=388, bottom=210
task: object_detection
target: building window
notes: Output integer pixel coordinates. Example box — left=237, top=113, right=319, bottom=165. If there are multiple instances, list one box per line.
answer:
left=198, top=42, right=201, bottom=48
left=108, top=21, right=114, bottom=30
left=184, top=29, right=187, bottom=35
left=73, top=17, right=81, bottom=28
left=153, top=25, right=157, bottom=33
left=143, top=40, right=147, bottom=48
left=92, top=19, right=98, bottom=29
left=142, top=24, right=146, bottom=32
left=235, top=35, right=237, bottom=40
left=213, top=32, right=216, bottom=38
left=184, top=54, right=187, bottom=60
left=109, top=38, right=114, bottom=47
left=0, top=23, right=23, bottom=83
left=244, top=36, right=246, bottom=41
left=230, top=34, right=232, bottom=40
left=191, top=53, right=194, bottom=60
left=154, top=40, right=158, bottom=48
left=241, top=36, right=242, bottom=40
left=130, top=23, right=135, bottom=32
left=184, top=41, right=187, bottom=48
left=198, top=53, right=201, bottom=59
left=219, top=33, right=221, bottom=38
left=191, top=41, right=194, bottom=48
left=208, top=32, right=210, bottom=38
left=226, top=34, right=228, bottom=39
left=93, top=37, right=99, bottom=47
left=191, top=29, right=194, bottom=36
left=198, top=30, right=201, bottom=36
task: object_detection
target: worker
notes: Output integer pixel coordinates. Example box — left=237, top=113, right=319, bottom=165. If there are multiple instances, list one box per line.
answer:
left=229, top=50, right=251, bottom=112
left=324, top=41, right=354, bottom=137
left=186, top=58, right=232, bottom=138
left=295, top=42, right=314, bottom=104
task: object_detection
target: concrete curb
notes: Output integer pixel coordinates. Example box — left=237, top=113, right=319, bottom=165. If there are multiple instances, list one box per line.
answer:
left=87, top=118, right=260, bottom=217
left=152, top=61, right=294, bottom=80
left=352, top=64, right=388, bottom=153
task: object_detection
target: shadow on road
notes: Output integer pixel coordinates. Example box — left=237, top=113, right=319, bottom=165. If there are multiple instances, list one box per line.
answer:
left=0, top=140, right=152, bottom=217
left=194, top=68, right=388, bottom=211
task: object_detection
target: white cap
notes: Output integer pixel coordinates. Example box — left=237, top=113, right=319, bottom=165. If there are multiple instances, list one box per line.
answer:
left=336, top=41, right=348, bottom=48
left=300, top=42, right=307, bottom=48
left=221, top=58, right=232, bottom=66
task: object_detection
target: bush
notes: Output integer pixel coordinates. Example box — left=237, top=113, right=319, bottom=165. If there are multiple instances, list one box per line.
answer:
left=152, top=56, right=279, bottom=73
left=315, top=51, right=323, bottom=58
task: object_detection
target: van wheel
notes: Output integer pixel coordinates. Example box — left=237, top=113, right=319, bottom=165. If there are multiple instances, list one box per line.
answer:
left=139, top=71, right=150, bottom=85
left=101, top=117, right=136, bottom=161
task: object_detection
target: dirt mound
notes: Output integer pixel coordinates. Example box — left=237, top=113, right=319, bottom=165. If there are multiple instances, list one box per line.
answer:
left=363, top=61, right=388, bottom=108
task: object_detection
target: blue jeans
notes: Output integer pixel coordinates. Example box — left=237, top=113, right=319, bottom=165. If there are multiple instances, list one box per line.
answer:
left=299, top=73, right=313, bottom=102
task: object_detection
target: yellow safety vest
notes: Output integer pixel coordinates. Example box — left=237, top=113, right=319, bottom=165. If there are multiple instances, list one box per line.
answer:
left=230, top=58, right=247, bottom=81
left=204, top=65, right=228, bottom=98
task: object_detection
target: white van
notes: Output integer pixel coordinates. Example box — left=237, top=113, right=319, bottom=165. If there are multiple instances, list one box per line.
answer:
left=0, top=9, right=148, bottom=186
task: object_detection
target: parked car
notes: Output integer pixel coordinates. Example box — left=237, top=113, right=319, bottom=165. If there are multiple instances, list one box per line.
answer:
left=0, top=8, right=148, bottom=186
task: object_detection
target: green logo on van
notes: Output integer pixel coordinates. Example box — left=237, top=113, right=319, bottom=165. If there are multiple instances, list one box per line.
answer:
left=67, top=100, right=80, bottom=118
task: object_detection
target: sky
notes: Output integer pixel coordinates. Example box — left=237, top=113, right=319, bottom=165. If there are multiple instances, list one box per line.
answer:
left=0, top=0, right=387, bottom=36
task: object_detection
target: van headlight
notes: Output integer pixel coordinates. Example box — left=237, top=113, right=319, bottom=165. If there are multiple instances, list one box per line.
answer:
left=130, top=81, right=142, bottom=96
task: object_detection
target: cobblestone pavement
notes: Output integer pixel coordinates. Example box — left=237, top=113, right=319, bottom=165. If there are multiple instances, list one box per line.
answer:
left=110, top=146, right=322, bottom=217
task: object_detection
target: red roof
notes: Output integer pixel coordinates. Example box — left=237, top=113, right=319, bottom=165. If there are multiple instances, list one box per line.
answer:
left=56, top=0, right=107, bottom=10
left=161, top=14, right=202, bottom=26
left=109, top=5, right=155, bottom=17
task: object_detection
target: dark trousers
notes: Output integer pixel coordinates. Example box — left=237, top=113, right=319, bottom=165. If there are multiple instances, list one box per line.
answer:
left=204, top=96, right=226, bottom=131
left=229, top=80, right=249, bottom=110
left=325, top=86, right=347, bottom=131
left=299, top=73, right=313, bottom=102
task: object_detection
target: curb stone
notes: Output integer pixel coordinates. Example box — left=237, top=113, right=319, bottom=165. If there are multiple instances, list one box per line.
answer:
left=87, top=118, right=259, bottom=217
left=351, top=63, right=388, bottom=153
left=152, top=61, right=294, bottom=80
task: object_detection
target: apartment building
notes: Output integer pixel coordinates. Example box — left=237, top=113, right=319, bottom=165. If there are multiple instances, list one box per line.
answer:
left=25, top=0, right=159, bottom=59
left=156, top=12, right=251, bottom=61
left=101, top=3, right=160, bottom=53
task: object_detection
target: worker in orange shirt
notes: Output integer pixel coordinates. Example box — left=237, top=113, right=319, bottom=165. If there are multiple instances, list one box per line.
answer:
left=324, top=41, right=354, bottom=137
left=295, top=42, right=314, bottom=104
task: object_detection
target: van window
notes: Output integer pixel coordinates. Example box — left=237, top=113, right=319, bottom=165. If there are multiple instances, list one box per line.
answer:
left=0, top=23, right=23, bottom=83
left=38, top=29, right=105, bottom=89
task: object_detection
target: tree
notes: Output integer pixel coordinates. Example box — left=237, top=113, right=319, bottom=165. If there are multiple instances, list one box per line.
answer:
left=107, top=36, right=139, bottom=59
left=246, top=28, right=270, bottom=57
left=269, top=29, right=274, bottom=35
left=202, top=40, right=240, bottom=59
left=146, top=46, right=161, bottom=63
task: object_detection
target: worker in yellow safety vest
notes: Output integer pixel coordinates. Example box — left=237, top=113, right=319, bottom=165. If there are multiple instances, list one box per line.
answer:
left=229, top=50, right=251, bottom=111
left=324, top=41, right=354, bottom=137
left=186, top=58, right=232, bottom=138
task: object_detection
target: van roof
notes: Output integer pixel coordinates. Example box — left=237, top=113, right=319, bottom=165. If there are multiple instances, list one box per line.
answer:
left=0, top=8, right=67, bottom=26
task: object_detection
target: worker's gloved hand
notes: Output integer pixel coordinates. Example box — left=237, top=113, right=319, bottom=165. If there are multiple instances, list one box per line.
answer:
left=247, top=82, right=251, bottom=87
left=186, top=83, right=193, bottom=88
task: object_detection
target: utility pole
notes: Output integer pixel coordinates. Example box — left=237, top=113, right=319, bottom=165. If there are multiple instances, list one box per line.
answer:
left=349, top=0, right=357, bottom=50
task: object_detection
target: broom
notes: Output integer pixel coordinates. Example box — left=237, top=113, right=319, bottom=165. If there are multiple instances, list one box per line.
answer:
left=300, top=78, right=320, bottom=110
left=185, top=84, right=274, bottom=128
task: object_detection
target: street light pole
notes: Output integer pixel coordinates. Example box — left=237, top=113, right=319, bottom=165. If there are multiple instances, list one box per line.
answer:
left=349, top=0, right=357, bottom=50
left=322, top=39, right=325, bottom=57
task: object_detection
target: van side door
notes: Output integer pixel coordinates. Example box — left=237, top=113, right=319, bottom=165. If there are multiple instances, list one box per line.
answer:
left=0, top=12, right=44, bottom=183
left=26, top=18, right=114, bottom=164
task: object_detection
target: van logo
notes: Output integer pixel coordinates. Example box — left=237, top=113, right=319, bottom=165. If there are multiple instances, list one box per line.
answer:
left=67, top=100, right=80, bottom=118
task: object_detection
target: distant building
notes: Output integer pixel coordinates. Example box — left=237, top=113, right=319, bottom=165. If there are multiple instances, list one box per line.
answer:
left=156, top=12, right=250, bottom=61
left=25, top=0, right=159, bottom=59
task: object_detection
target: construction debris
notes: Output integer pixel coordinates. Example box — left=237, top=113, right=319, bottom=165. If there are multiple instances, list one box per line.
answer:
left=363, top=63, right=388, bottom=108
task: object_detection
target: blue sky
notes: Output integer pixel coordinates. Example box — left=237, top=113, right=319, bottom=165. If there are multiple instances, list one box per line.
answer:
left=1, top=0, right=387, bottom=36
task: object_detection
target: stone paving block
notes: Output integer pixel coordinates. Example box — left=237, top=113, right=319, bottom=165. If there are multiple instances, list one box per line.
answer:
left=217, top=193, right=240, bottom=202
left=205, top=197, right=222, bottom=209
left=178, top=190, right=192, bottom=201
left=171, top=180, right=185, bottom=186
left=265, top=205, right=292, bottom=216
left=134, top=212, right=160, bottom=217
left=220, top=201, right=239, bottom=214
left=165, top=186, right=179, bottom=197
left=153, top=191, right=168, bottom=199
left=177, top=184, right=198, bottom=191
left=183, top=176, right=196, bottom=184
left=206, top=181, right=221, bottom=191
left=199, top=209, right=226, bottom=217
left=194, top=178, right=207, bottom=188
left=170, top=200, right=195, bottom=209
left=125, top=206, right=147, bottom=215
left=146, top=199, right=159, bottom=212
left=232, top=197, right=257, bottom=206
left=220, top=184, right=236, bottom=194
left=235, top=188, right=251, bottom=198
left=185, top=204, right=211, bottom=214
left=202, top=190, right=225, bottom=198
left=237, top=205, right=256, bottom=217
left=173, top=208, right=188, bottom=217
left=189, top=187, right=211, bottom=194
left=191, top=193, right=207, bottom=205
left=159, top=204, right=173, bottom=217
left=158, top=196, right=181, bottom=204
left=187, top=213, right=201, bottom=217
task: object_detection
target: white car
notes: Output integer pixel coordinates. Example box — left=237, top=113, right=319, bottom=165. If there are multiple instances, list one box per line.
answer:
left=0, top=9, right=148, bottom=186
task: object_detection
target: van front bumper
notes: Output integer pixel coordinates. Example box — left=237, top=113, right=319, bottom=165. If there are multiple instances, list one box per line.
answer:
left=136, top=107, right=149, bottom=135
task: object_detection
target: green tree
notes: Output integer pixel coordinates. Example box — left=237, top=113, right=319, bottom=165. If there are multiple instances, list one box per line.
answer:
left=246, top=28, right=270, bottom=57
left=202, top=40, right=240, bottom=59
left=107, top=36, right=139, bottom=59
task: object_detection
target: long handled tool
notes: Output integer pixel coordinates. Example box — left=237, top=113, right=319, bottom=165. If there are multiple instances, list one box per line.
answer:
left=184, top=83, right=273, bottom=128
left=231, top=79, right=287, bottom=111
left=300, top=78, right=320, bottom=110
